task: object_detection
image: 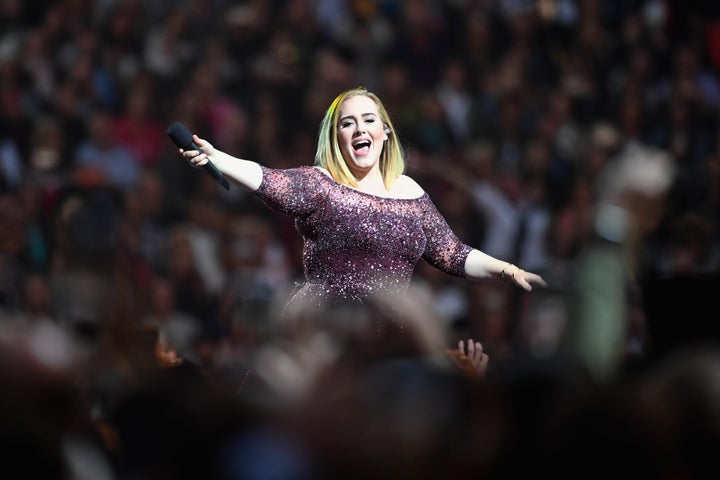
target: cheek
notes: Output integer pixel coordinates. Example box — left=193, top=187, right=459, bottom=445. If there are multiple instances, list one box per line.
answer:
left=336, top=130, right=353, bottom=148
left=337, top=130, right=349, bottom=143
left=373, top=126, right=387, bottom=141
left=336, top=133, right=350, bottom=149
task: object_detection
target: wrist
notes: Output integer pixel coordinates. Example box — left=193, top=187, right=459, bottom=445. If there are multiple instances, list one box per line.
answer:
left=500, top=262, right=517, bottom=282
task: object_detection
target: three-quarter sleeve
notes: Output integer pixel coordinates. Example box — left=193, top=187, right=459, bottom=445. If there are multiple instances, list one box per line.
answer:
left=252, top=165, right=323, bottom=217
left=420, top=195, right=473, bottom=278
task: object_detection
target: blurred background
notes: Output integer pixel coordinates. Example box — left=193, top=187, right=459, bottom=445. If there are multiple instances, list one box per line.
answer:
left=2, top=1, right=720, bottom=479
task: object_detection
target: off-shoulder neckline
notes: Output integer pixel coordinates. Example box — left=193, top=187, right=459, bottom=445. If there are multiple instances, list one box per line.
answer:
left=311, top=166, right=427, bottom=201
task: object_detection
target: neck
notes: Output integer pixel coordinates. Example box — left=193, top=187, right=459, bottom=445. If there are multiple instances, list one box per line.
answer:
left=349, top=162, right=382, bottom=181
left=355, top=171, right=388, bottom=195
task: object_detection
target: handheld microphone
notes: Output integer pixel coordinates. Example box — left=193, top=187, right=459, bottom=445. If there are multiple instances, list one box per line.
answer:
left=166, top=122, right=230, bottom=190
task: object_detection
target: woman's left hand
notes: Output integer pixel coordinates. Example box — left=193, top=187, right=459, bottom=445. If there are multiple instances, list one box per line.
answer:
left=501, top=263, right=547, bottom=291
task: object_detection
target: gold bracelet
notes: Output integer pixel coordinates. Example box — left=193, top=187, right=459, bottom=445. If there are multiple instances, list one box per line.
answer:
left=500, top=263, right=515, bottom=282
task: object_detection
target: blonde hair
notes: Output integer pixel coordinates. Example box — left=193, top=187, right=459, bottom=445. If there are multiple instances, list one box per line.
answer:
left=314, top=87, right=405, bottom=189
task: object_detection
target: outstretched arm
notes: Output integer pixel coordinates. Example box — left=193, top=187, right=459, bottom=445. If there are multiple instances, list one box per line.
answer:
left=419, top=193, right=546, bottom=291
left=464, top=249, right=546, bottom=291
left=180, top=135, right=263, bottom=191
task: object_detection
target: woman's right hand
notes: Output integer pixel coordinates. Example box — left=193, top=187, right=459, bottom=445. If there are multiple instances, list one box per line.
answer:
left=176, top=136, right=264, bottom=192
left=180, top=135, right=214, bottom=169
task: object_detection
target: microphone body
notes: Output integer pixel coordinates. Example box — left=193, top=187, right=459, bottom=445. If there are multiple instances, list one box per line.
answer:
left=166, top=122, right=230, bottom=190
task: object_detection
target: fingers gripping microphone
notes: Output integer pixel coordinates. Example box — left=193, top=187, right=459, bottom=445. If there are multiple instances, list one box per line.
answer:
left=166, top=122, right=230, bottom=190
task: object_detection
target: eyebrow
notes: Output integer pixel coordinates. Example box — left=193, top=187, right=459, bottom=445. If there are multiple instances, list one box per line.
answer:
left=339, top=113, right=378, bottom=122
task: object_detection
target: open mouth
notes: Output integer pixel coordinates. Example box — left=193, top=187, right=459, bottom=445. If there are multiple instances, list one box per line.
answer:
left=352, top=140, right=371, bottom=155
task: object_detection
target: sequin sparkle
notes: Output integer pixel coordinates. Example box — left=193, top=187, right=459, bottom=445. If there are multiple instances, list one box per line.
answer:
left=253, top=166, right=473, bottom=311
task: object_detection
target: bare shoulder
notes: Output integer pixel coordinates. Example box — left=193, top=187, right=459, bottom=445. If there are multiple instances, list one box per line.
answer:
left=392, top=175, right=426, bottom=199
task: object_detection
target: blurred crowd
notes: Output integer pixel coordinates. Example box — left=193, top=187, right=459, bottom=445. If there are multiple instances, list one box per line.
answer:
left=2, top=0, right=720, bottom=479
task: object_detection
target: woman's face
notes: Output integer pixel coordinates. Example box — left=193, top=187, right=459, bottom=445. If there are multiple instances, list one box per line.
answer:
left=336, top=95, right=388, bottom=177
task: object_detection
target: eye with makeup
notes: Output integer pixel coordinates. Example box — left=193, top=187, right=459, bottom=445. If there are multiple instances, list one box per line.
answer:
left=339, top=116, right=377, bottom=130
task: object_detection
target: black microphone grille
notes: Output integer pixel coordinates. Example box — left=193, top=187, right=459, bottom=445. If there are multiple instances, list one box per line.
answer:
left=166, top=121, right=193, bottom=149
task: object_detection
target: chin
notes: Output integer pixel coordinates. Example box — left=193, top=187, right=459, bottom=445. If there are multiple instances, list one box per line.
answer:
left=356, top=154, right=380, bottom=166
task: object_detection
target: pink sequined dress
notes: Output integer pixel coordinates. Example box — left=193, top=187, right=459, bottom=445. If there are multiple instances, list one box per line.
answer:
left=253, top=166, right=473, bottom=310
